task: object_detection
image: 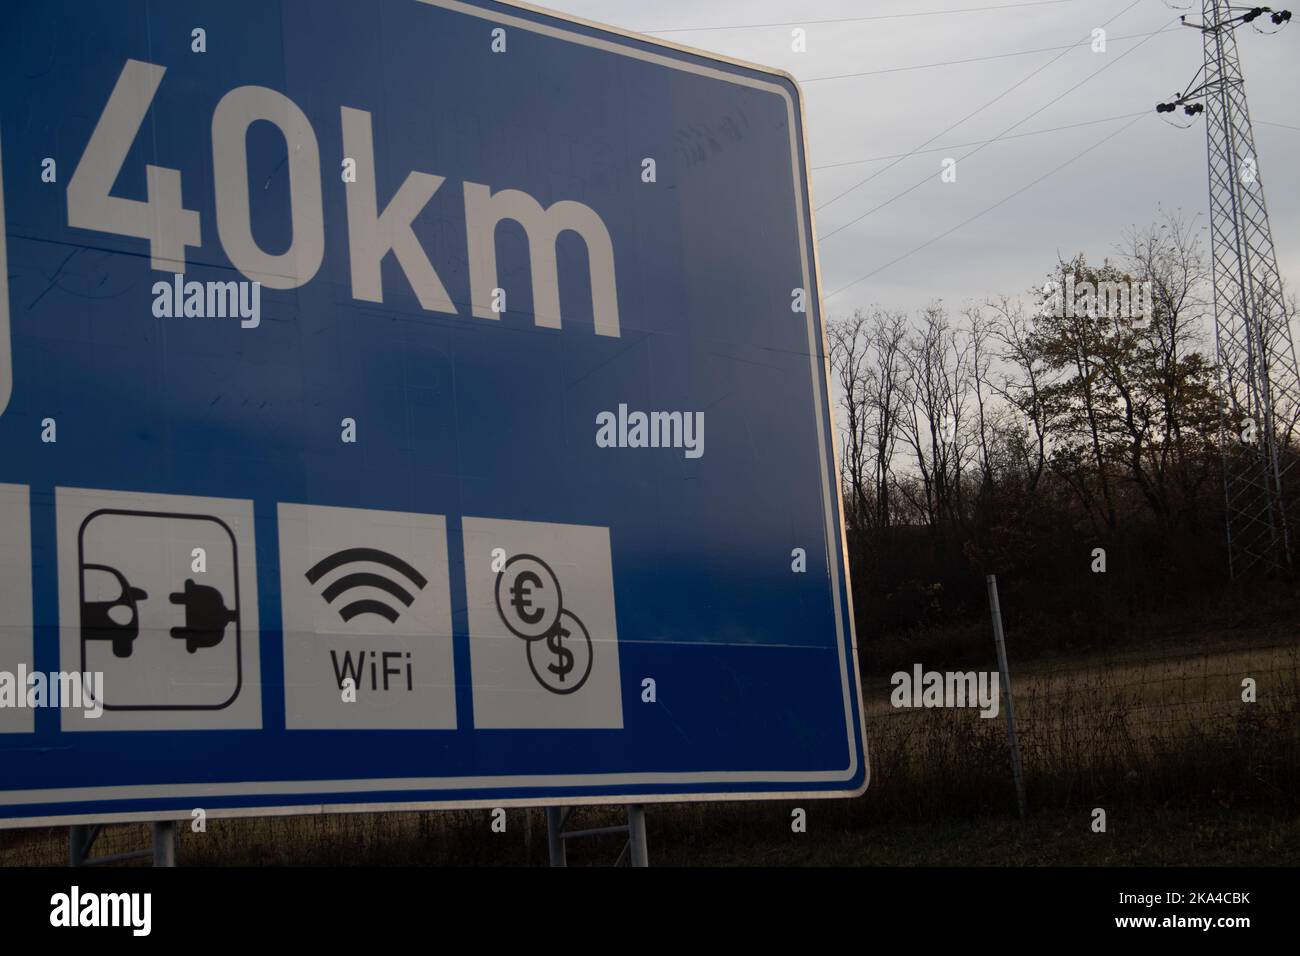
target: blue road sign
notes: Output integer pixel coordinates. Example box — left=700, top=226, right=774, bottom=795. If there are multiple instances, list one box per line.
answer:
left=0, top=0, right=867, bottom=827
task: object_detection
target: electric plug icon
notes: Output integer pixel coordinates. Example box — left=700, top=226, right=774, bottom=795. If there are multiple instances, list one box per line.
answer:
left=169, top=578, right=237, bottom=653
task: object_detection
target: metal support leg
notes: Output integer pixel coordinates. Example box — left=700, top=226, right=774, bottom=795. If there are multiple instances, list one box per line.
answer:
left=524, top=807, right=533, bottom=865
left=151, top=821, right=177, bottom=867
left=626, top=805, right=648, bottom=867
left=547, top=805, right=648, bottom=866
left=68, top=825, right=91, bottom=866
left=545, top=806, right=567, bottom=867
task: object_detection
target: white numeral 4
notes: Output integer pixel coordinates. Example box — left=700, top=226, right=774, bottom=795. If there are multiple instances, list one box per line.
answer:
left=67, top=59, right=201, bottom=271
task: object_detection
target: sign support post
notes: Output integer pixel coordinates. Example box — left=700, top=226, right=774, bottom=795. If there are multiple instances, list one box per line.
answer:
left=68, top=825, right=94, bottom=866
left=627, top=805, right=648, bottom=867
left=66, top=821, right=177, bottom=866
left=151, top=821, right=178, bottom=867
left=546, top=807, right=567, bottom=867
left=545, top=805, right=649, bottom=867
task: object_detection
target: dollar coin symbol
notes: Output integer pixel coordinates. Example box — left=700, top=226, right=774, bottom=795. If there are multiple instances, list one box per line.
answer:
left=547, top=625, right=575, bottom=682
left=527, top=609, right=593, bottom=694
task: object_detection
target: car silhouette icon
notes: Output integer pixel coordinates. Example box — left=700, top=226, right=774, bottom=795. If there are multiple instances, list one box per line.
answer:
left=80, top=564, right=148, bottom=658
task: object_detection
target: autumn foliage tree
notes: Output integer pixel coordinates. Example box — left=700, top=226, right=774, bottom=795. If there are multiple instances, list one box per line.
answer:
left=828, top=212, right=1253, bottom=652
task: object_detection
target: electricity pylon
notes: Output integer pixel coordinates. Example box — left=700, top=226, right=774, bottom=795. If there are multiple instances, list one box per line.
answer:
left=1158, top=3, right=1299, bottom=575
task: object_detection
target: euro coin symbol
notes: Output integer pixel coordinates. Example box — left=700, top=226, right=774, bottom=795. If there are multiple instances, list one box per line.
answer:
left=510, top=570, right=544, bottom=625
left=495, top=554, right=562, bottom=640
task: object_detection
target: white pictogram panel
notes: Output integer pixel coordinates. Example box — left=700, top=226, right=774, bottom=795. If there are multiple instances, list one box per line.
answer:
left=279, top=503, right=455, bottom=730
left=57, top=488, right=261, bottom=730
left=0, top=484, right=33, bottom=733
left=463, top=518, right=622, bottom=729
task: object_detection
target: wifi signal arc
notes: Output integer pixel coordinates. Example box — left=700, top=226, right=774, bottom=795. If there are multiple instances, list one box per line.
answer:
left=335, top=598, right=401, bottom=623
left=304, top=548, right=428, bottom=588
left=304, top=547, right=428, bottom=624
left=321, top=572, right=417, bottom=607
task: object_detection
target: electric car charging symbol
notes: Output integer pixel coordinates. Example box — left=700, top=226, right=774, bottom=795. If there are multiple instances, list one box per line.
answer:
left=68, top=498, right=252, bottom=715
left=77, top=508, right=243, bottom=671
left=79, top=552, right=239, bottom=657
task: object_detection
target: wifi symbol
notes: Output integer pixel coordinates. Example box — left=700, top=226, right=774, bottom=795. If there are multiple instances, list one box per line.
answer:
left=304, top=548, right=428, bottom=623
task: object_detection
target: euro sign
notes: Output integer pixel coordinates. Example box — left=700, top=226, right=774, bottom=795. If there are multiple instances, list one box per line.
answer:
left=510, top=570, right=544, bottom=625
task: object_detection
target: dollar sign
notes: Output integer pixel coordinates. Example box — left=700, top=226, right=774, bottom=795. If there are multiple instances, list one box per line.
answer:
left=547, top=626, right=575, bottom=682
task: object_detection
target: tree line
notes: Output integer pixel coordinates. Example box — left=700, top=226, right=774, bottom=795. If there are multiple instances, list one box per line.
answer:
left=827, top=211, right=1298, bottom=653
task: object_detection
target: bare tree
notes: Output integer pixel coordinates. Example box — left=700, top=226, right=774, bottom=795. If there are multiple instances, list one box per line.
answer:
left=965, top=307, right=997, bottom=493
left=865, top=311, right=908, bottom=529
left=986, top=296, right=1054, bottom=492
left=898, top=303, right=971, bottom=528
left=828, top=312, right=871, bottom=531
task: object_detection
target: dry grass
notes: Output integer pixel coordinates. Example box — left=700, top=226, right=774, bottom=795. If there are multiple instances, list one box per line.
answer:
left=861, top=631, right=1300, bottom=820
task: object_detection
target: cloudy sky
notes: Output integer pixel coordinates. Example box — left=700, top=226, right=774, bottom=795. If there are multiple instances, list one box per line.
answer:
left=543, top=0, right=1300, bottom=321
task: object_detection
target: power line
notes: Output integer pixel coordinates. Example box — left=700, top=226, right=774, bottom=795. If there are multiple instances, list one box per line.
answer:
left=817, top=12, right=1177, bottom=242
left=800, top=25, right=1179, bottom=83
left=825, top=113, right=1148, bottom=298
left=814, top=0, right=1147, bottom=214
left=642, top=0, right=1073, bottom=35
left=814, top=110, right=1295, bottom=168
left=812, top=111, right=1149, bottom=169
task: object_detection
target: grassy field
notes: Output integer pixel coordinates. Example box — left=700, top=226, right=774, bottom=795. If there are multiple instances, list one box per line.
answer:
left=861, top=624, right=1298, bottom=821
left=3, top=623, right=1296, bottom=866
left=3, top=802, right=1296, bottom=867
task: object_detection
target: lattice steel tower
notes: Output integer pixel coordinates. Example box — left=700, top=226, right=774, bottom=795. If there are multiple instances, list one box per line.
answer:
left=1159, top=3, right=1299, bottom=575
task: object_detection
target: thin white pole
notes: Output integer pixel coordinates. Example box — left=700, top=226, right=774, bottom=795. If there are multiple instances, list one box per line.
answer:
left=545, top=806, right=567, bottom=867
left=626, top=805, right=648, bottom=867
left=986, top=574, right=1027, bottom=819
left=151, top=821, right=178, bottom=867
left=68, top=825, right=90, bottom=866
